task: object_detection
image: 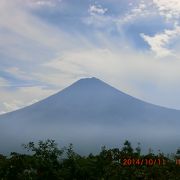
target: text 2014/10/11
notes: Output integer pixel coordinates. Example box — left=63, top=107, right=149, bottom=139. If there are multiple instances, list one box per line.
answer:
left=122, top=158, right=167, bottom=166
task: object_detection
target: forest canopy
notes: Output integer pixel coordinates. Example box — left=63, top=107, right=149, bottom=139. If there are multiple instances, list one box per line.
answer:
left=0, top=139, right=180, bottom=179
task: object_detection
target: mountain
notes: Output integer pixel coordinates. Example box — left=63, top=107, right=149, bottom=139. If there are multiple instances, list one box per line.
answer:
left=0, top=77, right=180, bottom=154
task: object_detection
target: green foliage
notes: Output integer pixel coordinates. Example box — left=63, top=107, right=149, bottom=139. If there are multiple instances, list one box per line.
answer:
left=0, top=139, right=180, bottom=179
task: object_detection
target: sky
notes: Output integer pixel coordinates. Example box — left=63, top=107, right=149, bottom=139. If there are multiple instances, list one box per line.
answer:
left=1, top=0, right=180, bottom=113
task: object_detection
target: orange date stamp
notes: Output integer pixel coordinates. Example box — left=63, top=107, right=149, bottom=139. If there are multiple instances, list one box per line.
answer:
left=176, top=159, right=180, bottom=165
left=122, top=158, right=166, bottom=166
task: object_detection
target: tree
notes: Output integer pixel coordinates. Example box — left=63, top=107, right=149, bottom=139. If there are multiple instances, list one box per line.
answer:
left=23, top=139, right=64, bottom=179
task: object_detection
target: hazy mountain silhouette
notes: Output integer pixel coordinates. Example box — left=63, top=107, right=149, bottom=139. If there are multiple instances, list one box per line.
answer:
left=0, top=77, right=180, bottom=154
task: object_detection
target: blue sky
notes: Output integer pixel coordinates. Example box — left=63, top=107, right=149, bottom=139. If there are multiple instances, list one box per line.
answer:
left=1, top=0, right=180, bottom=113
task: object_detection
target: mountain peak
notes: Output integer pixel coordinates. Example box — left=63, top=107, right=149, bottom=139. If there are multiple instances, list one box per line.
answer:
left=1, top=76, right=180, bottom=154
left=71, top=77, right=106, bottom=88
left=77, top=77, right=101, bottom=82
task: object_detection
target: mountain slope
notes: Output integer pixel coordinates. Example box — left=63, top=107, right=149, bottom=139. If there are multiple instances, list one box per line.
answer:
left=0, top=77, right=180, bottom=154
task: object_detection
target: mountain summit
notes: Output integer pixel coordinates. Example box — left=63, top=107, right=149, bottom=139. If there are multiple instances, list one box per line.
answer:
left=0, top=77, right=180, bottom=153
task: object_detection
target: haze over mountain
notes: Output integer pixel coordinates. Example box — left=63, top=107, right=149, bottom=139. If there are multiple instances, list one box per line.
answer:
left=0, top=77, right=180, bottom=154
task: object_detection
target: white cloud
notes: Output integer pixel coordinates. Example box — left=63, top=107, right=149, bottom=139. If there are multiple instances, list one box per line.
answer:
left=117, top=0, right=154, bottom=25
left=84, top=4, right=110, bottom=28
left=141, top=25, right=180, bottom=57
left=85, top=1, right=156, bottom=34
left=26, top=0, right=62, bottom=8
left=1, top=0, right=180, bottom=114
left=5, top=67, right=33, bottom=81
left=89, top=4, right=108, bottom=15
left=153, top=0, right=180, bottom=20
left=44, top=57, right=85, bottom=76
left=37, top=43, right=180, bottom=110
left=0, top=86, right=56, bottom=114
left=0, top=0, right=76, bottom=57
